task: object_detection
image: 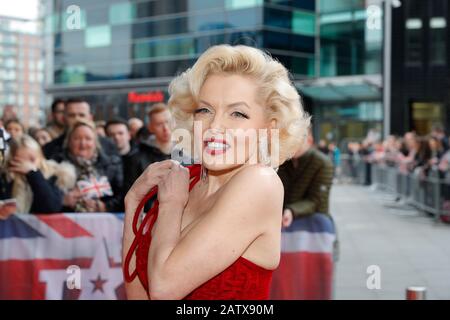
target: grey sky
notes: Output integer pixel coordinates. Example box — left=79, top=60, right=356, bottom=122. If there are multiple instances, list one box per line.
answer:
left=0, top=0, right=39, bottom=20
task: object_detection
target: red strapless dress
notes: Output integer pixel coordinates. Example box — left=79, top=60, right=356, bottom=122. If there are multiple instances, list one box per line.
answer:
left=123, top=164, right=273, bottom=300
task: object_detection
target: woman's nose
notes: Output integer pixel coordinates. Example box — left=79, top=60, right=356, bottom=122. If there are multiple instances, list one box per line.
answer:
left=209, top=113, right=225, bottom=131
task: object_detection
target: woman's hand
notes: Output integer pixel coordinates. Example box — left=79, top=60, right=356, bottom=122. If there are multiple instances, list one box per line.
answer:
left=157, top=161, right=190, bottom=208
left=83, top=199, right=106, bottom=212
left=63, top=189, right=82, bottom=208
left=125, top=160, right=176, bottom=206
left=8, top=157, right=37, bottom=175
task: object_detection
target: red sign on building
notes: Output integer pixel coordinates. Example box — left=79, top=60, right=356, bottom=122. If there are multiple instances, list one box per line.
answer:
left=127, top=91, right=165, bottom=103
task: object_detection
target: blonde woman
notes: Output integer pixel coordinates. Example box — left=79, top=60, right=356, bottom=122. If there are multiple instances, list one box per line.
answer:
left=58, top=120, right=124, bottom=213
left=4, top=135, right=76, bottom=214
left=123, top=45, right=310, bottom=300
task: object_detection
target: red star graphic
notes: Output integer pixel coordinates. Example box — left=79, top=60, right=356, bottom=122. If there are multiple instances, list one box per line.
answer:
left=90, top=274, right=108, bottom=293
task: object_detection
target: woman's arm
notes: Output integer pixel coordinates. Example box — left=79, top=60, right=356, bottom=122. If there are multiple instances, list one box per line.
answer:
left=122, top=160, right=175, bottom=299
left=26, top=171, right=64, bottom=213
left=147, top=164, right=283, bottom=300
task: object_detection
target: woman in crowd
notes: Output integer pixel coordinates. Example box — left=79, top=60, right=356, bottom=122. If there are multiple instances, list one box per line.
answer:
left=2, top=135, right=76, bottom=214
left=58, top=120, right=123, bottom=213
left=31, top=128, right=53, bottom=147
left=5, top=119, right=24, bottom=141
left=428, top=136, right=445, bottom=167
left=123, top=45, right=310, bottom=299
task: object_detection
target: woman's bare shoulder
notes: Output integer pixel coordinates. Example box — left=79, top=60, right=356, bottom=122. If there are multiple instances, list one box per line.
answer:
left=231, top=164, right=283, bottom=190
left=219, top=165, right=284, bottom=211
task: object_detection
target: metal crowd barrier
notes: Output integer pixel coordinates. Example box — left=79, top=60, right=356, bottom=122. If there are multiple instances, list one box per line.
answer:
left=340, top=154, right=450, bottom=222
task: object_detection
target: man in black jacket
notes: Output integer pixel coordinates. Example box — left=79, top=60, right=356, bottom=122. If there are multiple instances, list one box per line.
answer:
left=124, top=103, right=173, bottom=192
left=105, top=118, right=138, bottom=177
left=43, top=98, right=118, bottom=160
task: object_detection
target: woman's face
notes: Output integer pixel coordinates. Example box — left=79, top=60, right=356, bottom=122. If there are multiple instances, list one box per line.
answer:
left=429, top=138, right=437, bottom=150
left=194, top=73, right=271, bottom=172
left=6, top=122, right=23, bottom=140
left=69, top=125, right=96, bottom=160
left=15, top=147, right=39, bottom=167
left=35, top=130, right=52, bottom=146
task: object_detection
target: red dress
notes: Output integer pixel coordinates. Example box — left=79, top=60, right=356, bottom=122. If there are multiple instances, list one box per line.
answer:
left=123, top=165, right=273, bottom=300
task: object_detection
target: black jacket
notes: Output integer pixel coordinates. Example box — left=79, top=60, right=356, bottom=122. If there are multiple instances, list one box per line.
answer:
left=0, top=162, right=75, bottom=214
left=26, top=170, right=65, bottom=213
left=124, top=137, right=171, bottom=193
left=43, top=133, right=119, bottom=160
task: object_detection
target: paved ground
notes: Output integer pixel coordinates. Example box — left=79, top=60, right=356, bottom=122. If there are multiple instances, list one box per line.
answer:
left=331, top=183, right=450, bottom=300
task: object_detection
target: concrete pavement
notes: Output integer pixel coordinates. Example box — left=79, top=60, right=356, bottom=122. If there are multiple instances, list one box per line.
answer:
left=331, top=183, right=450, bottom=300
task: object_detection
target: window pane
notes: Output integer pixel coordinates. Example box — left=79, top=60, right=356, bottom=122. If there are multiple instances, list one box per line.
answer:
left=292, top=10, right=315, bottom=36
left=110, top=2, right=136, bottom=25
left=429, top=20, right=446, bottom=65
left=85, top=25, right=111, bottom=48
left=225, top=0, right=263, bottom=10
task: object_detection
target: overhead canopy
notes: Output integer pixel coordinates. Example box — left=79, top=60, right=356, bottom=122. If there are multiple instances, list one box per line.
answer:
left=295, top=74, right=382, bottom=103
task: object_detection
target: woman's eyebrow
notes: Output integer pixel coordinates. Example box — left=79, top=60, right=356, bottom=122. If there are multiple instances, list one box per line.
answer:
left=198, top=100, right=250, bottom=110
left=227, top=102, right=250, bottom=110
left=199, top=100, right=214, bottom=107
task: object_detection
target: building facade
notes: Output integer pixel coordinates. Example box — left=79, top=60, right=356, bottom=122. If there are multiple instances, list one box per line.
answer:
left=44, top=0, right=383, bottom=144
left=0, top=15, right=46, bottom=127
left=390, top=0, right=449, bottom=136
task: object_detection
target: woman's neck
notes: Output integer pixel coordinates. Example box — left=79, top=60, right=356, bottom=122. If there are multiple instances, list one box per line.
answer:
left=200, top=163, right=249, bottom=196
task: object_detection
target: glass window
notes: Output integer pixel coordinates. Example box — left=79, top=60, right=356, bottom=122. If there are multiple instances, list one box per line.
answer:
left=429, top=17, right=446, bottom=65
left=86, top=7, right=109, bottom=26
left=134, top=37, right=195, bottom=60
left=292, top=10, right=315, bottom=36
left=132, top=17, right=188, bottom=39
left=54, top=66, right=83, bottom=84
left=188, top=0, right=225, bottom=11
left=110, top=2, right=136, bottom=25
left=189, top=12, right=227, bottom=33
left=7, top=94, right=16, bottom=104
left=37, top=60, right=44, bottom=70
left=85, top=25, right=111, bottom=48
left=319, top=0, right=354, bottom=13
left=135, top=1, right=189, bottom=19
left=225, top=0, right=263, bottom=10
left=267, top=0, right=315, bottom=11
left=227, top=7, right=262, bottom=29
left=264, top=30, right=314, bottom=53
left=5, top=58, right=15, bottom=68
left=405, top=18, right=422, bottom=65
left=264, top=7, right=291, bottom=29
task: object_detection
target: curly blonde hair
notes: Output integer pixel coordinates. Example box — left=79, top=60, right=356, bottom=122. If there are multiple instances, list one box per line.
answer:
left=168, top=44, right=310, bottom=165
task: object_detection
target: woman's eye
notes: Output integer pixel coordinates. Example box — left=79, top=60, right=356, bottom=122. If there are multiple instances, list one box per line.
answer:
left=231, top=111, right=249, bottom=119
left=194, top=107, right=211, bottom=114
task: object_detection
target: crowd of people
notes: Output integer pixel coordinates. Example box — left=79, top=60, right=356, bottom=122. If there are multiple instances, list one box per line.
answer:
left=0, top=98, right=174, bottom=215
left=345, top=127, right=450, bottom=181
left=0, top=96, right=336, bottom=224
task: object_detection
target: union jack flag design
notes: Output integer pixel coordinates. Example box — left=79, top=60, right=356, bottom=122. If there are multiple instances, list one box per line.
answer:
left=0, top=213, right=125, bottom=300
left=77, top=176, right=113, bottom=199
left=0, top=213, right=336, bottom=300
